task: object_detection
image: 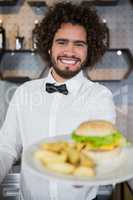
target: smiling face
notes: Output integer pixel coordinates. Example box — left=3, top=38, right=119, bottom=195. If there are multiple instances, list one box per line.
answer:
left=49, top=23, right=88, bottom=82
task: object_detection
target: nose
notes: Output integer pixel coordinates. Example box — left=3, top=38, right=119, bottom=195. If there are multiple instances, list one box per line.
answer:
left=64, top=42, right=75, bottom=55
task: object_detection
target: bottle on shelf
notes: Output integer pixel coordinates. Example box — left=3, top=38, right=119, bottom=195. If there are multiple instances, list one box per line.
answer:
left=32, top=20, right=39, bottom=50
left=102, top=18, right=110, bottom=48
left=15, top=25, right=24, bottom=50
left=0, top=19, right=6, bottom=51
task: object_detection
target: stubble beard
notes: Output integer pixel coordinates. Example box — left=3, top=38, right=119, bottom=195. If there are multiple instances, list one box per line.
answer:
left=50, top=56, right=87, bottom=79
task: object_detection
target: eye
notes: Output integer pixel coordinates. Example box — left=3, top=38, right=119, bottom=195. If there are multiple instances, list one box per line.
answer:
left=56, top=41, right=66, bottom=45
left=76, top=43, right=83, bottom=46
left=75, top=43, right=86, bottom=47
left=58, top=41, right=65, bottom=44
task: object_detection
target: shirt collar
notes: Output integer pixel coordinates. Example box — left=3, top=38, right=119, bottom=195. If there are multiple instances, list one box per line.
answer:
left=65, top=71, right=85, bottom=94
left=45, top=68, right=89, bottom=95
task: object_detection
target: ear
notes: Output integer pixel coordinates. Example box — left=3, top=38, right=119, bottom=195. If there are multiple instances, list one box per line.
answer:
left=48, top=49, right=51, bottom=55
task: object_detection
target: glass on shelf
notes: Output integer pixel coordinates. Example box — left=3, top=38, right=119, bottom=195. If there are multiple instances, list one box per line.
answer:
left=15, top=25, right=25, bottom=50
left=0, top=19, right=6, bottom=52
left=32, top=20, right=39, bottom=50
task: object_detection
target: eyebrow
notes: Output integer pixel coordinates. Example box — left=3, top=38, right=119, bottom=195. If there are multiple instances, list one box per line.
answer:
left=55, top=38, right=87, bottom=45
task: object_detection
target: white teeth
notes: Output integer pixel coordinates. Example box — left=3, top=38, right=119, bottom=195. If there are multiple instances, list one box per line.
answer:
left=60, top=59, right=77, bottom=64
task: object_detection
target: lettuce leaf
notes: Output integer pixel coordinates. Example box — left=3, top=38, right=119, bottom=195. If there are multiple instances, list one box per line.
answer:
left=72, top=131, right=123, bottom=147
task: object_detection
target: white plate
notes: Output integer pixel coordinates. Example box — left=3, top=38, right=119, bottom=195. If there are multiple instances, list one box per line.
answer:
left=23, top=135, right=133, bottom=186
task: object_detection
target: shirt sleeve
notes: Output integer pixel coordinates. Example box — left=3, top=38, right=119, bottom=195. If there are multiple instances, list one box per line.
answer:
left=0, top=87, right=22, bottom=183
left=90, top=85, right=116, bottom=124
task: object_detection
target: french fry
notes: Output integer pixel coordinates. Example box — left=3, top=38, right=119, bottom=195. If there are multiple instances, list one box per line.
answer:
left=46, top=162, right=75, bottom=174
left=34, top=149, right=46, bottom=160
left=67, top=147, right=80, bottom=165
left=73, top=166, right=95, bottom=177
left=75, top=142, right=86, bottom=152
left=34, top=140, right=96, bottom=177
left=68, top=142, right=76, bottom=149
left=35, top=149, right=67, bottom=165
left=80, top=153, right=95, bottom=168
left=84, top=143, right=94, bottom=151
left=40, top=141, right=68, bottom=153
left=60, top=141, right=69, bottom=151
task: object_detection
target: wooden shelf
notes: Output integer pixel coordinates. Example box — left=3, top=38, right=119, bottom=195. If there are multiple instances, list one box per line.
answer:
left=0, top=49, right=37, bottom=62
left=87, top=49, right=133, bottom=81
left=26, top=0, right=119, bottom=7
left=42, top=0, right=120, bottom=7
left=2, top=69, right=36, bottom=83
left=130, top=0, right=133, bottom=5
left=0, top=49, right=36, bottom=53
left=0, top=49, right=133, bottom=82
left=94, top=0, right=119, bottom=6
left=26, top=0, right=46, bottom=7
left=0, top=0, right=17, bottom=6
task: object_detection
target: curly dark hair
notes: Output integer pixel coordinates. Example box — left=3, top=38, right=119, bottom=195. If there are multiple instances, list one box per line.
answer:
left=36, top=1, right=109, bottom=69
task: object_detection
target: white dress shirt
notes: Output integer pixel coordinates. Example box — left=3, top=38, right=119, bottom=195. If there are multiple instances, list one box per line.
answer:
left=0, top=70, right=116, bottom=200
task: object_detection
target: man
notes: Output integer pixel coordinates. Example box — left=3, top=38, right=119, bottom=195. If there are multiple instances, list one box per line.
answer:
left=0, top=1, right=116, bottom=200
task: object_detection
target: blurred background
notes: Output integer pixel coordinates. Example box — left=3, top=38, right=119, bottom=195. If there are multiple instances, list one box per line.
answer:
left=0, top=0, right=133, bottom=199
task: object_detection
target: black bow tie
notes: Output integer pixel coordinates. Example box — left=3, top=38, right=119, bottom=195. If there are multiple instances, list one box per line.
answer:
left=46, top=83, right=68, bottom=95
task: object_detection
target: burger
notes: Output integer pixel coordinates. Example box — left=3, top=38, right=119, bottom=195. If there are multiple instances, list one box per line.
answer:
left=72, top=120, right=127, bottom=164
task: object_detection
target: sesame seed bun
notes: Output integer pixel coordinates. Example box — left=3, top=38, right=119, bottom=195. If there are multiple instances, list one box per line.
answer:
left=75, top=120, right=117, bottom=137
